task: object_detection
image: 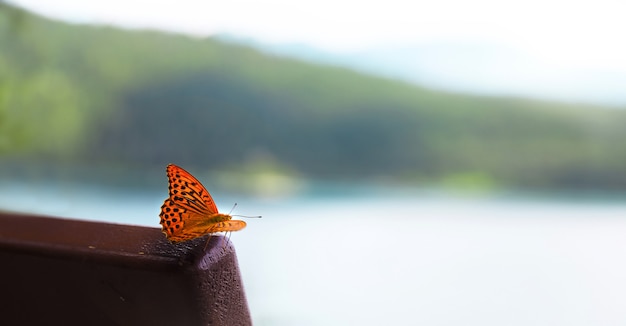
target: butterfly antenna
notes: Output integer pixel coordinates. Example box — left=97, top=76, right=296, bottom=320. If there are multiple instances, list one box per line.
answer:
left=228, top=203, right=238, bottom=215
left=232, top=214, right=262, bottom=218
left=229, top=202, right=262, bottom=218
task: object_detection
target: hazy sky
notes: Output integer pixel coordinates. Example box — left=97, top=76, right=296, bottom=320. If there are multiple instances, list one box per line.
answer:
left=9, top=0, right=626, bottom=104
left=10, top=0, right=626, bottom=67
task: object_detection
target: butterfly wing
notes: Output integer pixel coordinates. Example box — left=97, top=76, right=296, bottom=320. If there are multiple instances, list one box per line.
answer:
left=207, top=220, right=247, bottom=233
left=166, top=163, right=218, bottom=214
left=160, top=198, right=215, bottom=242
left=159, top=164, right=248, bottom=243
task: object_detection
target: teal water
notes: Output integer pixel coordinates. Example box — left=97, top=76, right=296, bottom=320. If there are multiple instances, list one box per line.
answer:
left=2, top=181, right=626, bottom=325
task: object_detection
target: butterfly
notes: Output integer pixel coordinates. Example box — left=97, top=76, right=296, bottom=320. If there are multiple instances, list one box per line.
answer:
left=159, top=163, right=246, bottom=243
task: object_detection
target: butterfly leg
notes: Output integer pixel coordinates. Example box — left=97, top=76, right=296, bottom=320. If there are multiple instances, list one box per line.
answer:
left=203, top=233, right=213, bottom=251
left=221, top=231, right=231, bottom=249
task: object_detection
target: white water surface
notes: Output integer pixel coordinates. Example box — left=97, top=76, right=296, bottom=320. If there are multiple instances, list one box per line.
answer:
left=2, top=181, right=626, bottom=325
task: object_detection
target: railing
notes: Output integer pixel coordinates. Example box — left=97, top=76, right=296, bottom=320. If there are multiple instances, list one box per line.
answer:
left=0, top=211, right=252, bottom=326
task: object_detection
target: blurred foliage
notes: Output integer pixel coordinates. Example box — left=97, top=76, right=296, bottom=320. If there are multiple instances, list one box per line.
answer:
left=2, top=3, right=626, bottom=190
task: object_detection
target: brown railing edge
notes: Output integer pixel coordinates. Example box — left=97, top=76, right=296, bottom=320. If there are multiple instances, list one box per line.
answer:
left=0, top=211, right=252, bottom=326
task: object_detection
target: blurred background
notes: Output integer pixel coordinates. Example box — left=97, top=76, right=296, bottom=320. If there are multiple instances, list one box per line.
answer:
left=2, top=1, right=626, bottom=325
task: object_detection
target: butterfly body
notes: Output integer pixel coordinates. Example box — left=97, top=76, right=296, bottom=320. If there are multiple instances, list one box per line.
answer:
left=159, top=164, right=246, bottom=243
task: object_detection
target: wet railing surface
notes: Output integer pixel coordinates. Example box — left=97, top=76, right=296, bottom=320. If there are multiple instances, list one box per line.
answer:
left=0, top=211, right=252, bottom=326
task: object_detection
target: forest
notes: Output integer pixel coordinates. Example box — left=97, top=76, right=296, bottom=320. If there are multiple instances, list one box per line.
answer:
left=2, top=3, right=626, bottom=191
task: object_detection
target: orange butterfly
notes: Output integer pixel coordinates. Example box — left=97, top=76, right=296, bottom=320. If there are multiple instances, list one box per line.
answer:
left=159, top=163, right=246, bottom=243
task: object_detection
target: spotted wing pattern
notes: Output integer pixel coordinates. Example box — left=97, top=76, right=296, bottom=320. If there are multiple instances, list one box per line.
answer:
left=165, top=163, right=217, bottom=214
left=159, top=164, right=246, bottom=243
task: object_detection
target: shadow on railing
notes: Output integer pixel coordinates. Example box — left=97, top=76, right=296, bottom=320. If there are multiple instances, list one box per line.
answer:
left=0, top=211, right=252, bottom=326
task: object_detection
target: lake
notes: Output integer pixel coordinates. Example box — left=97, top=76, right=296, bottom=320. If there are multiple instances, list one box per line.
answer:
left=2, top=181, right=626, bottom=325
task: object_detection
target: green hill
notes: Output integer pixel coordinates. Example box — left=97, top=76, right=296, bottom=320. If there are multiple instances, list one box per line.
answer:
left=2, top=3, right=626, bottom=191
